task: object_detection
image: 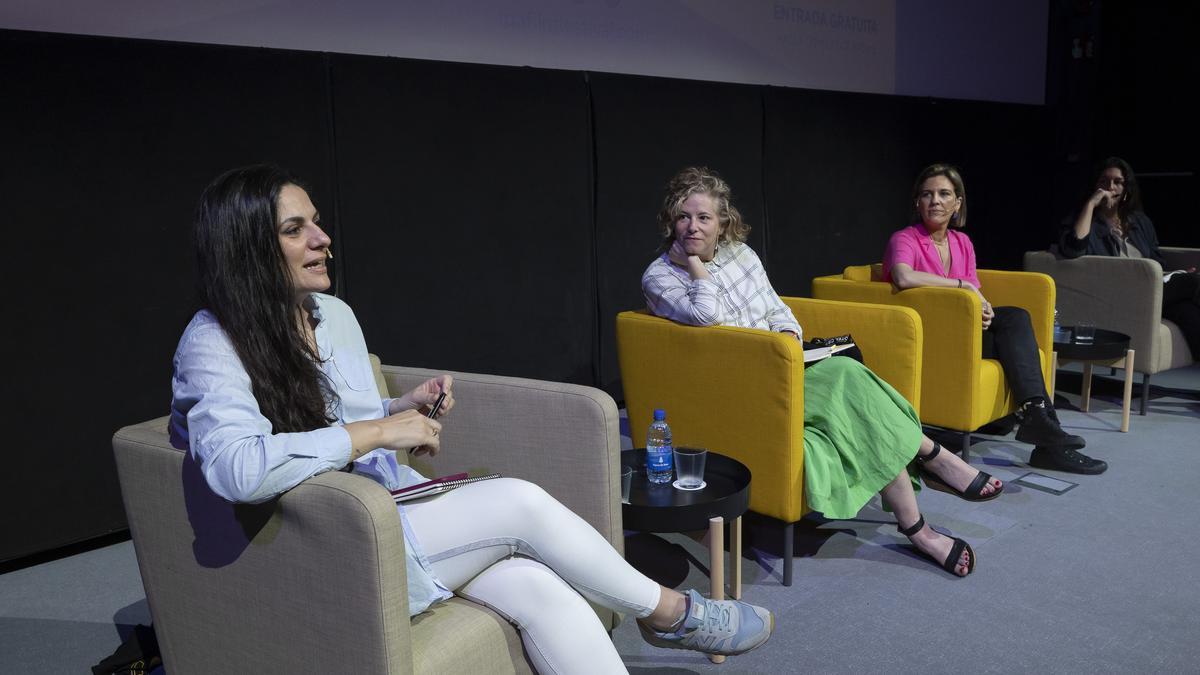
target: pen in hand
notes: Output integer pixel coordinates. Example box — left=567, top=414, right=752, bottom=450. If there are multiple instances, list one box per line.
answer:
left=409, top=391, right=447, bottom=454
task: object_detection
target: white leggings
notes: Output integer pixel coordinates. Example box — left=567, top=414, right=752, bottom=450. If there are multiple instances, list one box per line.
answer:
left=403, top=477, right=661, bottom=675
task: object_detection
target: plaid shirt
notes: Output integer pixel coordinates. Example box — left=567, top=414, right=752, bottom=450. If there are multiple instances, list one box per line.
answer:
left=642, top=242, right=802, bottom=338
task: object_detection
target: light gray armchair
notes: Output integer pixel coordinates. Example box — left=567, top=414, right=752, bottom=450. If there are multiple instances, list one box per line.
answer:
left=1025, top=247, right=1200, bottom=413
left=112, top=358, right=624, bottom=674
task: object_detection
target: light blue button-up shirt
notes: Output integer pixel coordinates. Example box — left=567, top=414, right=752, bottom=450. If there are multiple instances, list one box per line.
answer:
left=169, top=292, right=452, bottom=615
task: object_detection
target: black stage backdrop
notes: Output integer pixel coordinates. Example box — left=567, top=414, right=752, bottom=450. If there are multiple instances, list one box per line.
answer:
left=2, top=31, right=337, bottom=562
left=591, top=73, right=766, bottom=395
left=330, top=55, right=595, bottom=386
left=2, top=22, right=1188, bottom=561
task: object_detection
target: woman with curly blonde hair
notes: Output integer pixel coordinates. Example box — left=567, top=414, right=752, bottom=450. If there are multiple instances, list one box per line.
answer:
left=642, top=167, right=1002, bottom=578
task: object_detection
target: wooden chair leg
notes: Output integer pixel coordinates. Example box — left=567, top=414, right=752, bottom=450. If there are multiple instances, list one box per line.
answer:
left=961, top=431, right=971, bottom=463
left=1121, top=349, right=1134, bottom=432
left=782, top=521, right=794, bottom=587
left=1050, top=351, right=1058, bottom=397
left=1081, top=363, right=1094, bottom=412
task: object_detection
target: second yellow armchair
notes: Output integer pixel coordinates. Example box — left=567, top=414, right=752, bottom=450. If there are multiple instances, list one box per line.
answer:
left=616, top=297, right=921, bottom=586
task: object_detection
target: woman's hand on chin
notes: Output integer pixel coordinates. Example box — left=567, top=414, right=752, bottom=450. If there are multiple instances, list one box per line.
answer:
left=668, top=240, right=712, bottom=281
left=1089, top=187, right=1114, bottom=209
left=667, top=239, right=691, bottom=267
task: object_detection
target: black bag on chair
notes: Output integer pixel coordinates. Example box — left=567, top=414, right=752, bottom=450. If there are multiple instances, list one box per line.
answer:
left=803, top=334, right=865, bottom=366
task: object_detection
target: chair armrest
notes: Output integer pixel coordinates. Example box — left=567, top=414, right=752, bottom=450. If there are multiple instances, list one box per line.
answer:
left=782, top=297, right=923, bottom=415
left=113, top=420, right=413, bottom=674
left=380, top=366, right=622, bottom=548
left=976, top=269, right=1055, bottom=354
left=813, top=276, right=983, bottom=428
left=812, top=277, right=981, bottom=370
left=616, top=311, right=808, bottom=522
left=1160, top=246, right=1200, bottom=271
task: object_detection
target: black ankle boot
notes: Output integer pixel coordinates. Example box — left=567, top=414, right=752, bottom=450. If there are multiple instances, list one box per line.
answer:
left=1029, top=446, right=1108, bottom=475
left=1015, top=405, right=1086, bottom=449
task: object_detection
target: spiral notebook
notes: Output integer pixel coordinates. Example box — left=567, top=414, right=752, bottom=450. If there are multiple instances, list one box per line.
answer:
left=390, top=472, right=502, bottom=503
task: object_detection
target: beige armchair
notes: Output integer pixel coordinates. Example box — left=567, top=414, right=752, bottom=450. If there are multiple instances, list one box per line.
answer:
left=112, top=357, right=624, bottom=674
left=1025, top=247, right=1200, bottom=414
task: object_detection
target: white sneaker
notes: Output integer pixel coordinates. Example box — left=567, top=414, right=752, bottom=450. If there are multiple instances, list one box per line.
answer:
left=637, top=589, right=774, bottom=656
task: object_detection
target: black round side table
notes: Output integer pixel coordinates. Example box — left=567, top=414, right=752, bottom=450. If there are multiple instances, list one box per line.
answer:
left=620, top=448, right=751, bottom=664
left=1052, top=327, right=1134, bottom=431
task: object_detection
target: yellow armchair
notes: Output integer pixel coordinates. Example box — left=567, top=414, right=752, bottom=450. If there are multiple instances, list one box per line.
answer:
left=813, top=265, right=1055, bottom=456
left=615, top=297, right=921, bottom=586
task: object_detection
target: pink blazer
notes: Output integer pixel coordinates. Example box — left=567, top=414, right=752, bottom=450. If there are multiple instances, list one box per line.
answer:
left=882, top=224, right=981, bottom=289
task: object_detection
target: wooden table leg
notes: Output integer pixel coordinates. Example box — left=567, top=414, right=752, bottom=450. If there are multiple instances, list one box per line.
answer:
left=1081, top=362, right=1093, bottom=412
left=708, top=516, right=725, bottom=664
left=731, top=516, right=742, bottom=600
left=1050, top=351, right=1058, bottom=398
left=1121, top=349, right=1135, bottom=432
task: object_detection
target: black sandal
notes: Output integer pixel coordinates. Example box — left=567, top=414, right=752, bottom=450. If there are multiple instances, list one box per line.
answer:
left=916, top=441, right=1003, bottom=502
left=898, top=515, right=975, bottom=577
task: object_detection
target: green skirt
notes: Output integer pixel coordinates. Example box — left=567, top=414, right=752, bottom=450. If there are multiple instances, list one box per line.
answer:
left=802, top=357, right=922, bottom=520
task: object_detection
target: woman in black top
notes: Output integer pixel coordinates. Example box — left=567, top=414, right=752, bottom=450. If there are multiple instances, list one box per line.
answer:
left=1063, top=156, right=1199, bottom=359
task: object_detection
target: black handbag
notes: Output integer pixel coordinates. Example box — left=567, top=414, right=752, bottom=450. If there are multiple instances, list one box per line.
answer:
left=802, top=334, right=864, bottom=366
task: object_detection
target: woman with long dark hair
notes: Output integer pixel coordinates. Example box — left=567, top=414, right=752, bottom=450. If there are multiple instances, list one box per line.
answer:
left=170, top=164, right=774, bottom=673
left=643, top=166, right=1002, bottom=578
left=1063, top=156, right=1200, bottom=358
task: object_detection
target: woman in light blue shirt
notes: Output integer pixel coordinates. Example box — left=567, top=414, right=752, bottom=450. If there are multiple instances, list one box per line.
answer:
left=170, top=165, right=775, bottom=672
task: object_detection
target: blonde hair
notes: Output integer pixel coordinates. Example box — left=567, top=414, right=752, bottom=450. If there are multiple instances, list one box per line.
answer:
left=657, top=167, right=750, bottom=249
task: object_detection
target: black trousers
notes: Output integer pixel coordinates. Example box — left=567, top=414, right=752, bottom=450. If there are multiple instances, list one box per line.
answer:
left=1162, top=272, right=1200, bottom=358
left=981, top=306, right=1048, bottom=404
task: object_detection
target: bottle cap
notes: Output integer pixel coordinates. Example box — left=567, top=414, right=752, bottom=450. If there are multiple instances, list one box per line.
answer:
left=653, top=409, right=666, bottom=421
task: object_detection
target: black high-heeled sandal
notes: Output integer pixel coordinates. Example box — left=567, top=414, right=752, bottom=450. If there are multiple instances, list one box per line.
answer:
left=916, top=441, right=1002, bottom=502
left=898, top=515, right=975, bottom=577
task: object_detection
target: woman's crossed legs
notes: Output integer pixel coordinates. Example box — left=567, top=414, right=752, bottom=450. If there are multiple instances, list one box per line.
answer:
left=404, top=477, right=657, bottom=674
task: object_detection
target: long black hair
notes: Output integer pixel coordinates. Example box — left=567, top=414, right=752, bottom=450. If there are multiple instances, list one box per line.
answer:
left=193, top=164, right=337, bottom=433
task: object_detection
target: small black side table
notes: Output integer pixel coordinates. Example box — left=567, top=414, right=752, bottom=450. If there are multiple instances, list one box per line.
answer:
left=621, top=449, right=751, bottom=665
left=1052, top=327, right=1134, bottom=431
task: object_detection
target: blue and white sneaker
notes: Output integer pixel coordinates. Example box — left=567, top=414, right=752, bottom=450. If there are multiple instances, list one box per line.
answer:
left=638, top=589, right=774, bottom=656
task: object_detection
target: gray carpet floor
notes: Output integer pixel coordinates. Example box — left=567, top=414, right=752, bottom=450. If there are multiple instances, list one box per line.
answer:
left=3, top=365, right=1198, bottom=674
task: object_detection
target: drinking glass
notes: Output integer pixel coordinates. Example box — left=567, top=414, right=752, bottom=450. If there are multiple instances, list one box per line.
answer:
left=1075, top=322, right=1095, bottom=345
left=672, top=447, right=708, bottom=490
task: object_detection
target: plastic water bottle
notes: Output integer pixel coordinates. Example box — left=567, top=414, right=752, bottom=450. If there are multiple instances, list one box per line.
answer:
left=646, top=409, right=674, bottom=484
left=1053, top=307, right=1069, bottom=342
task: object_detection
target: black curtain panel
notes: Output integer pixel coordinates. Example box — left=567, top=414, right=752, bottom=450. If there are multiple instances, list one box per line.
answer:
left=1, top=30, right=335, bottom=561
left=329, top=54, right=595, bottom=386
left=591, top=73, right=766, bottom=398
